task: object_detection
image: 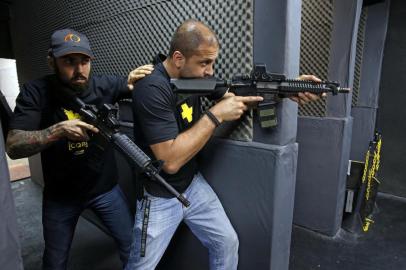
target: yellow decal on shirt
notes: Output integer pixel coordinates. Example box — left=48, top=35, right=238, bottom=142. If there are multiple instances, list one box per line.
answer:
left=181, top=103, right=193, bottom=123
left=63, top=109, right=87, bottom=155
left=63, top=109, right=81, bottom=120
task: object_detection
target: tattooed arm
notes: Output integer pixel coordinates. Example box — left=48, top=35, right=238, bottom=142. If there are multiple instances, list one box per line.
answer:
left=6, top=119, right=99, bottom=159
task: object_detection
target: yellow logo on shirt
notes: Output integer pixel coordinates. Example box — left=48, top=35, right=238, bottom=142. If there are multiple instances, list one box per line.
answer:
left=63, top=109, right=81, bottom=120
left=63, top=109, right=87, bottom=155
left=181, top=103, right=193, bottom=123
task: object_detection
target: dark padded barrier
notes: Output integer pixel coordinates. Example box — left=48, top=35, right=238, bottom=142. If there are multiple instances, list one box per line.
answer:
left=0, top=122, right=23, bottom=270
left=158, top=139, right=298, bottom=270
left=294, top=0, right=362, bottom=236
left=350, top=1, right=390, bottom=161
left=378, top=0, right=406, bottom=197
left=295, top=117, right=352, bottom=235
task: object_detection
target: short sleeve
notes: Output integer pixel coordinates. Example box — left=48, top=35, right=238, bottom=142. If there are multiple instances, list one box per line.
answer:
left=9, top=83, right=44, bottom=131
left=132, top=77, right=178, bottom=145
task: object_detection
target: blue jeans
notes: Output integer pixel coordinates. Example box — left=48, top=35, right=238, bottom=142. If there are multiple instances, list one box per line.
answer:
left=125, top=172, right=239, bottom=270
left=42, top=185, right=133, bottom=270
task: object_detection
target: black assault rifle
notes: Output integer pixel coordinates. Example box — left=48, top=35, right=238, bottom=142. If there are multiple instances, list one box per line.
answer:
left=64, top=93, right=191, bottom=207
left=171, top=64, right=350, bottom=128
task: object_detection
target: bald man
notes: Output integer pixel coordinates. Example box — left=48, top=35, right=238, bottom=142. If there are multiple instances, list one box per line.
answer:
left=126, top=19, right=321, bottom=269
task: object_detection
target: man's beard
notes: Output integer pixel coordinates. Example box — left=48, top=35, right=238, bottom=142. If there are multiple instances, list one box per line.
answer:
left=68, top=77, right=89, bottom=93
left=54, top=66, right=90, bottom=94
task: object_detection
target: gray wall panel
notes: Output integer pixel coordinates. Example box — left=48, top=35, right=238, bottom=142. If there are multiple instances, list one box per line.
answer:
left=357, top=1, right=390, bottom=109
left=294, top=117, right=353, bottom=236
left=378, top=0, right=406, bottom=197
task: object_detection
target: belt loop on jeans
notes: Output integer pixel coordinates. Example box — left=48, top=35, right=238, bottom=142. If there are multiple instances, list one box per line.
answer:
left=140, top=196, right=151, bottom=257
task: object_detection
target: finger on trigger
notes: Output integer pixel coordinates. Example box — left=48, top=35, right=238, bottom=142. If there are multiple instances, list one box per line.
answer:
left=241, top=96, right=264, bottom=102
left=88, top=125, right=99, bottom=133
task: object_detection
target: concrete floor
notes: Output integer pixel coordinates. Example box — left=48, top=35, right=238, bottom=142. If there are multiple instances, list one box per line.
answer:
left=290, top=194, right=406, bottom=270
left=12, top=179, right=122, bottom=270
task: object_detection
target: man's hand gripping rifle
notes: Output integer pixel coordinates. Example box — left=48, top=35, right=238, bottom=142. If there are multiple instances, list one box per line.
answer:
left=67, top=95, right=191, bottom=207
left=171, top=64, right=350, bottom=128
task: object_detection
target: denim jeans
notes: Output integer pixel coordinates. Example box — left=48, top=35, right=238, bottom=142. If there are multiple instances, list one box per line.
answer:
left=42, top=184, right=133, bottom=270
left=125, top=172, right=239, bottom=270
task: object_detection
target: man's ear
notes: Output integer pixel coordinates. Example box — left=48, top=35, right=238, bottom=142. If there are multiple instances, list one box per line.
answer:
left=172, top=51, right=185, bottom=69
left=47, top=56, right=55, bottom=71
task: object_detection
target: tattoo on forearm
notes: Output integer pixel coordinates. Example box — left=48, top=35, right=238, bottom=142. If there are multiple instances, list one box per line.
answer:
left=6, top=126, right=59, bottom=159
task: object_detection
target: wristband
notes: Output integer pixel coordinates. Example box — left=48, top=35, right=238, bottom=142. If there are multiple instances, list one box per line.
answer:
left=204, top=110, right=221, bottom=127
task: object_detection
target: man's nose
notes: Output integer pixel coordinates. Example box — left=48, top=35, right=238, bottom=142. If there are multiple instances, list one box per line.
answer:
left=204, top=65, right=214, bottom=77
left=74, top=62, right=85, bottom=73
left=77, top=62, right=84, bottom=70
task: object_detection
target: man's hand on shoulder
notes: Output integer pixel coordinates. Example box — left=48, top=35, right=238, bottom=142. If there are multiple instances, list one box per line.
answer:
left=290, top=74, right=327, bottom=105
left=127, top=64, right=154, bottom=90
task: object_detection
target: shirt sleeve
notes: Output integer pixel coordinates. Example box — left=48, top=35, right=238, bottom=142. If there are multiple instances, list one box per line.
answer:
left=9, top=83, right=43, bottom=131
left=103, top=75, right=129, bottom=102
left=132, top=78, right=179, bottom=145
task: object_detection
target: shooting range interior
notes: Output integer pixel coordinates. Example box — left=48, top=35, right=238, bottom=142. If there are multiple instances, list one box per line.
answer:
left=1, top=0, right=405, bottom=269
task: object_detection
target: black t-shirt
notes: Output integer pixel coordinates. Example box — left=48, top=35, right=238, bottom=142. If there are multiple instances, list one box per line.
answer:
left=10, top=74, right=128, bottom=201
left=132, top=62, right=202, bottom=197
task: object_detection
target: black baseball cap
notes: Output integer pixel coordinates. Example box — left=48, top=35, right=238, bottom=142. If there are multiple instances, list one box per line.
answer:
left=49, top=29, right=94, bottom=58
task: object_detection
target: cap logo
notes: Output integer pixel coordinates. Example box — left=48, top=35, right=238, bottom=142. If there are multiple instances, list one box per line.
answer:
left=64, top=33, right=81, bottom=43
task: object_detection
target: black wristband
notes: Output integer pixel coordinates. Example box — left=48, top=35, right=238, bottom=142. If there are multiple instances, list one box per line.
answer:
left=204, top=110, right=221, bottom=127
